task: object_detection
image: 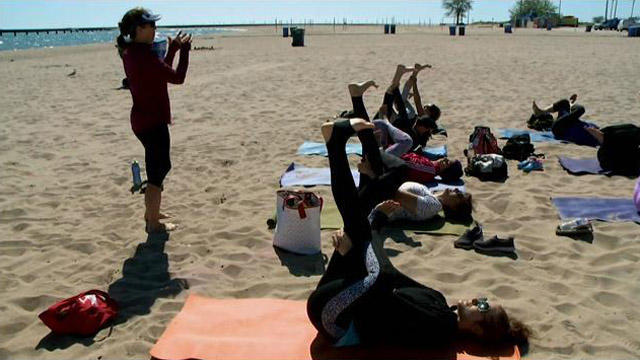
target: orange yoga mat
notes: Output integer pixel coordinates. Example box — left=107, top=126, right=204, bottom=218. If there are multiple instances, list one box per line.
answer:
left=151, top=295, right=520, bottom=360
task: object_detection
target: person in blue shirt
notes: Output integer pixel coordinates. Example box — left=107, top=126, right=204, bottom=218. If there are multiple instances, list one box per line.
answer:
left=532, top=94, right=600, bottom=147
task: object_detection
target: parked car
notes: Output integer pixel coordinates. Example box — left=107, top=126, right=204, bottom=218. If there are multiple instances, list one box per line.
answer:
left=618, top=17, right=639, bottom=31
left=594, top=18, right=620, bottom=30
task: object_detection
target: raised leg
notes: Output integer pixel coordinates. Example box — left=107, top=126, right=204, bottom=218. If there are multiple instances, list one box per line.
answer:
left=322, top=119, right=374, bottom=247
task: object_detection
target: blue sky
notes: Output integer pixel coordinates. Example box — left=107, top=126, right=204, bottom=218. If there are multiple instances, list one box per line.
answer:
left=1, top=1, right=636, bottom=29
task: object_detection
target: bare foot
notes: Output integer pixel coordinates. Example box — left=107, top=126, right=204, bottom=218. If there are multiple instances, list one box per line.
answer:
left=321, top=122, right=335, bottom=143
left=390, top=64, right=413, bottom=87
left=569, top=94, right=578, bottom=106
left=348, top=80, right=378, bottom=97
left=331, top=229, right=353, bottom=256
left=357, top=159, right=375, bottom=178
left=146, top=222, right=177, bottom=234
left=321, top=118, right=374, bottom=143
left=350, top=118, right=374, bottom=132
left=413, top=63, right=432, bottom=76
left=532, top=100, right=544, bottom=116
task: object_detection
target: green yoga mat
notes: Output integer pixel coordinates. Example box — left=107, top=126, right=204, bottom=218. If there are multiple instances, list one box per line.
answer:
left=269, top=202, right=470, bottom=236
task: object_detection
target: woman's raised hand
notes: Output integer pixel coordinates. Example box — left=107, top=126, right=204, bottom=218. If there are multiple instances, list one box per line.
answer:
left=168, top=31, right=192, bottom=50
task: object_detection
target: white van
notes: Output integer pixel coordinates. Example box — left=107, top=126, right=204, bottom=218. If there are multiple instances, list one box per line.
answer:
left=618, top=17, right=639, bottom=31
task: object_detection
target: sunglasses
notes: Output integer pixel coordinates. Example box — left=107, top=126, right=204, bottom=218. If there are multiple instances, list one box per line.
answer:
left=474, top=297, right=491, bottom=313
left=139, top=21, right=156, bottom=29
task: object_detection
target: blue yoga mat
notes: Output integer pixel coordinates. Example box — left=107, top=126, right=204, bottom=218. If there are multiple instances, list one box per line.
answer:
left=558, top=156, right=611, bottom=175
left=280, top=163, right=465, bottom=192
left=552, top=197, right=640, bottom=223
left=498, top=129, right=561, bottom=143
left=297, top=141, right=362, bottom=156
left=280, top=163, right=360, bottom=187
left=297, top=142, right=447, bottom=160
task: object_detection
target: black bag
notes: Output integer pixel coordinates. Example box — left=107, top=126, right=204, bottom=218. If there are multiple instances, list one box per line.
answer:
left=464, top=153, right=508, bottom=181
left=502, top=134, right=535, bottom=161
left=527, top=113, right=554, bottom=131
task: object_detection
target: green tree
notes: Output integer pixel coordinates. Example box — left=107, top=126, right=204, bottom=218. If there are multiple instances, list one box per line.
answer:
left=442, top=0, right=473, bottom=25
left=509, top=0, right=558, bottom=20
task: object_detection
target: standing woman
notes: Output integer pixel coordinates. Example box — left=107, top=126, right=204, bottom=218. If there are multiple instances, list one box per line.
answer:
left=117, top=8, right=191, bottom=233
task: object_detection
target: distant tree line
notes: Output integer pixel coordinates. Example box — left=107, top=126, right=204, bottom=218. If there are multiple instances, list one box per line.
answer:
left=509, top=0, right=558, bottom=20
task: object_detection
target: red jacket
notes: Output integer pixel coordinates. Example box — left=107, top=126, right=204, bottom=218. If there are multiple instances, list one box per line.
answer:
left=122, top=41, right=189, bottom=133
left=401, top=152, right=442, bottom=183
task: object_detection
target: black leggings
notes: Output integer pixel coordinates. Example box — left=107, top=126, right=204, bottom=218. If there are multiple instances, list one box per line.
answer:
left=551, top=99, right=586, bottom=137
left=349, top=96, right=370, bottom=121
left=597, top=124, right=640, bottom=176
left=134, top=124, right=171, bottom=187
left=349, top=87, right=409, bottom=125
left=306, top=120, right=378, bottom=341
left=306, top=120, right=454, bottom=345
left=347, top=95, right=408, bottom=213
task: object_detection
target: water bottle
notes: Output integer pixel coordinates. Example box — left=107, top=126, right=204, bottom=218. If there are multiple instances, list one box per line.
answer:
left=558, top=218, right=590, bottom=231
left=131, top=160, right=142, bottom=188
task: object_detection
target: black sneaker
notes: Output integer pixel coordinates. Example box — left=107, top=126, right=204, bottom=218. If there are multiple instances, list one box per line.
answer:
left=473, top=235, right=515, bottom=255
left=454, top=222, right=483, bottom=250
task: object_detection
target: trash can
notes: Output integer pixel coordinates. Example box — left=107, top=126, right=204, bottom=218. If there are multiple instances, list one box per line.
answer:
left=458, top=25, right=465, bottom=36
left=390, top=24, right=396, bottom=34
left=505, top=24, right=512, bottom=33
left=547, top=23, right=552, bottom=31
left=629, top=26, right=640, bottom=37
left=384, top=24, right=389, bottom=34
left=292, top=28, right=305, bottom=47
left=449, top=25, right=456, bottom=36
left=283, top=27, right=289, bottom=37
left=585, top=25, right=592, bottom=32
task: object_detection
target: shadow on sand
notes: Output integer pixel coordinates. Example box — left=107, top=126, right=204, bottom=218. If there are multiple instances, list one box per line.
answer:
left=274, top=246, right=328, bottom=277
left=36, top=232, right=187, bottom=351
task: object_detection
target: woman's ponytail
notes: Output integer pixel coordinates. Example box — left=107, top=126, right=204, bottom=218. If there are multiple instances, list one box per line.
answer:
left=115, top=13, right=137, bottom=56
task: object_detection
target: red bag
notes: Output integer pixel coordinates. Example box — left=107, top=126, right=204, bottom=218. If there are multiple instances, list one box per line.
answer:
left=469, top=126, right=502, bottom=155
left=401, top=152, right=437, bottom=183
left=39, top=290, right=118, bottom=336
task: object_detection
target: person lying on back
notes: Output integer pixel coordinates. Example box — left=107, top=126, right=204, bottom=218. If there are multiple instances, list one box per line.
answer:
left=532, top=94, right=600, bottom=146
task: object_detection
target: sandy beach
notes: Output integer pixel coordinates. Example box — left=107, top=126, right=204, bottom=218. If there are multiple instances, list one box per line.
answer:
left=1, top=25, right=639, bottom=359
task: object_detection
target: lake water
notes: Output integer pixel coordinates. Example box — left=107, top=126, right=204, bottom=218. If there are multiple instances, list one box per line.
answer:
left=0, top=27, right=245, bottom=51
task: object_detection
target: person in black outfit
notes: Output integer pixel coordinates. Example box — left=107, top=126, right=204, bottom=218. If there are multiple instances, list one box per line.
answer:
left=341, top=64, right=440, bottom=153
left=307, top=118, right=531, bottom=350
left=588, top=124, right=640, bottom=176
left=532, top=95, right=600, bottom=147
left=380, top=64, right=439, bottom=151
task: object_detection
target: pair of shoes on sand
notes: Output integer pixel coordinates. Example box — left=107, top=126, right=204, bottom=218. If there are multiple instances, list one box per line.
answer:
left=518, top=157, right=543, bottom=173
left=455, top=222, right=516, bottom=255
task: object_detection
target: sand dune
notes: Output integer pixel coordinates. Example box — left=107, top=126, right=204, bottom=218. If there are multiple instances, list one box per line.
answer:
left=1, top=25, right=639, bottom=359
